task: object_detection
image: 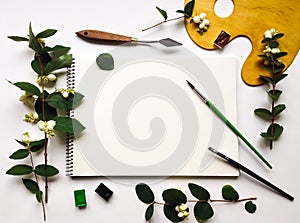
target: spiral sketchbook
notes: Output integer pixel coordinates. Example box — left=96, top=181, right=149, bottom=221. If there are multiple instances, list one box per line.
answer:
left=66, top=45, right=240, bottom=177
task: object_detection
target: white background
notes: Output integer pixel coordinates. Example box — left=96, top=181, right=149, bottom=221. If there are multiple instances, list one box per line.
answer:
left=0, top=0, right=299, bottom=222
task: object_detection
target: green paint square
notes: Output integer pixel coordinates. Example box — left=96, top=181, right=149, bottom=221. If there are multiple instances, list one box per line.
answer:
left=74, top=189, right=87, bottom=207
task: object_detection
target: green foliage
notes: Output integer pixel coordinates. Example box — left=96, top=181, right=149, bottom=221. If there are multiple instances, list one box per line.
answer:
left=34, top=91, right=58, bottom=120
left=143, top=0, right=195, bottom=31
left=135, top=183, right=155, bottom=204
left=34, top=164, right=59, bottom=177
left=6, top=164, right=33, bottom=175
left=188, top=183, right=210, bottom=200
left=29, top=139, right=46, bottom=152
left=10, top=81, right=41, bottom=97
left=254, top=108, right=272, bottom=120
left=245, top=201, right=257, bottom=214
left=222, top=185, right=239, bottom=201
left=135, top=183, right=256, bottom=222
left=7, top=23, right=85, bottom=221
left=163, top=204, right=183, bottom=222
left=255, top=29, right=288, bottom=149
left=194, top=202, right=214, bottom=222
left=9, top=149, right=29, bottom=160
left=261, top=123, right=283, bottom=140
left=53, top=117, right=86, bottom=133
left=47, top=92, right=84, bottom=110
left=176, top=0, right=195, bottom=18
left=96, top=53, right=114, bottom=70
left=156, top=6, right=168, bottom=20
left=145, top=204, right=154, bottom=221
left=162, top=189, right=187, bottom=204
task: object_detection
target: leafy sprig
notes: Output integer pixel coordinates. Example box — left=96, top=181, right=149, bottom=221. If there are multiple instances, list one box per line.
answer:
left=6, top=23, right=85, bottom=221
left=254, top=28, right=288, bottom=149
left=142, top=0, right=195, bottom=32
left=135, top=183, right=257, bottom=222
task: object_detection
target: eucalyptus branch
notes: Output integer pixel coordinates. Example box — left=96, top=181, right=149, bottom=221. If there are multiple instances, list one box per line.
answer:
left=254, top=28, right=288, bottom=150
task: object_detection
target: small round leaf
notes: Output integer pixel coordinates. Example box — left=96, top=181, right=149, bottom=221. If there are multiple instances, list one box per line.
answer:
left=163, top=204, right=182, bottom=222
left=96, top=53, right=114, bottom=70
left=245, top=201, right=257, bottom=214
left=222, top=185, right=239, bottom=201
left=188, top=183, right=210, bottom=200
left=194, top=202, right=214, bottom=222
left=135, top=183, right=155, bottom=204
left=162, top=189, right=187, bottom=205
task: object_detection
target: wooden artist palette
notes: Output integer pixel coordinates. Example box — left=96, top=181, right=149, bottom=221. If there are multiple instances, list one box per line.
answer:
left=184, top=0, right=300, bottom=86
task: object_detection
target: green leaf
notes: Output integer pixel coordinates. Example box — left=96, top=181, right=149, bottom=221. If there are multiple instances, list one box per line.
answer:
left=269, top=41, right=279, bottom=48
left=156, top=6, right=168, bottom=20
left=273, top=73, right=288, bottom=84
left=36, top=190, right=43, bottom=203
left=163, top=204, right=182, bottom=222
left=263, top=66, right=274, bottom=73
left=28, top=22, right=42, bottom=52
left=53, top=117, right=86, bottom=134
left=274, top=63, right=285, bottom=73
left=15, top=139, right=27, bottom=147
left=34, top=164, right=59, bottom=177
left=183, top=0, right=195, bottom=18
left=261, top=123, right=284, bottom=140
left=96, top=53, right=114, bottom=71
left=267, top=90, right=282, bottom=101
left=22, top=178, right=39, bottom=193
left=31, top=59, right=41, bottom=75
left=9, top=149, right=29, bottom=160
left=245, top=201, right=257, bottom=214
left=47, top=92, right=84, bottom=110
left=258, top=54, right=272, bottom=61
left=262, top=37, right=271, bottom=44
left=273, top=104, right=286, bottom=118
left=36, top=29, right=57, bottom=39
left=176, top=9, right=189, bottom=17
left=162, top=189, right=187, bottom=205
left=7, top=36, right=28, bottom=42
left=194, top=202, right=214, bottom=222
left=30, top=139, right=46, bottom=152
left=10, top=81, right=41, bottom=97
left=273, top=52, right=288, bottom=60
left=44, top=54, right=73, bottom=74
left=45, top=45, right=71, bottom=59
left=259, top=75, right=273, bottom=84
left=254, top=108, right=272, bottom=120
left=34, top=91, right=58, bottom=120
left=145, top=204, right=154, bottom=221
left=273, top=33, right=284, bottom=40
left=6, top=164, right=33, bottom=176
left=135, top=183, right=155, bottom=204
left=222, top=185, right=239, bottom=201
left=188, top=183, right=210, bottom=200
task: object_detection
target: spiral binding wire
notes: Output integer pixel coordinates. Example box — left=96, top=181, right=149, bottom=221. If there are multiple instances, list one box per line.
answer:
left=66, top=59, right=75, bottom=176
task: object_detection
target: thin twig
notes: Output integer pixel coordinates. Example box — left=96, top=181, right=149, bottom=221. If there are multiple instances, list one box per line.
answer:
left=142, top=16, right=184, bottom=32
left=29, top=152, right=46, bottom=221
